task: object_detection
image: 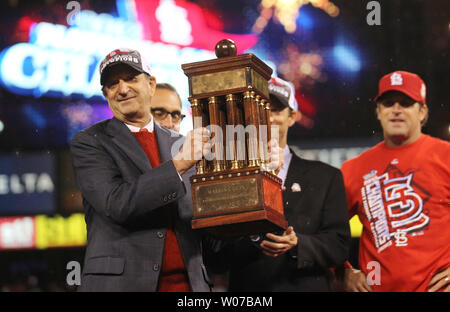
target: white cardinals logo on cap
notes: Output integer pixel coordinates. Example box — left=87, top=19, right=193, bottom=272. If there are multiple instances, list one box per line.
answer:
left=420, top=83, right=426, bottom=100
left=390, top=73, right=403, bottom=86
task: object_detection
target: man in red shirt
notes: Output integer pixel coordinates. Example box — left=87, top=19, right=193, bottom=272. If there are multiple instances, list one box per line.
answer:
left=340, top=71, right=450, bottom=292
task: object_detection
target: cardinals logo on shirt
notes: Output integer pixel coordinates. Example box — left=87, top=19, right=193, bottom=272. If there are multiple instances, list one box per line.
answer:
left=361, top=164, right=430, bottom=253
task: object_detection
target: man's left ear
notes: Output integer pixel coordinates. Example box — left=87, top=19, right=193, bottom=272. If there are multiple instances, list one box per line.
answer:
left=288, top=110, right=300, bottom=127
left=419, top=103, right=428, bottom=124
left=148, top=75, right=156, bottom=95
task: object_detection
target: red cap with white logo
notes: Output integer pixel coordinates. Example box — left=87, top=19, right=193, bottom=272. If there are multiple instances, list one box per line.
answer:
left=374, top=71, right=426, bottom=104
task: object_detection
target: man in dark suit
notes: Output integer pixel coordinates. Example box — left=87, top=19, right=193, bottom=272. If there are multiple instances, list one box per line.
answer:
left=217, top=77, right=351, bottom=291
left=151, top=83, right=185, bottom=133
left=70, top=48, right=213, bottom=291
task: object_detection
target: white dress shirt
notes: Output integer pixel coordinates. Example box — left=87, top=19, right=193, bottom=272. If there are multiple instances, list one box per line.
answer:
left=124, top=116, right=154, bottom=132
left=277, top=145, right=293, bottom=187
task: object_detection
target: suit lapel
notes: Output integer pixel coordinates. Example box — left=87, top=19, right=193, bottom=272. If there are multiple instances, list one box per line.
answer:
left=283, top=151, right=309, bottom=219
left=105, top=117, right=151, bottom=173
left=154, top=122, right=183, bottom=163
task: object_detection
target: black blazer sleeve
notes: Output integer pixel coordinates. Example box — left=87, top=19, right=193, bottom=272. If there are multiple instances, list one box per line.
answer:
left=294, top=169, right=350, bottom=270
left=70, top=130, right=186, bottom=224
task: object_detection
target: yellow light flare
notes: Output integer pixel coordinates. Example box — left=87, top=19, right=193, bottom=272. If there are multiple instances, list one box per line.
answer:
left=254, top=0, right=339, bottom=34
left=300, top=63, right=312, bottom=75
left=350, top=215, right=363, bottom=237
left=262, top=0, right=276, bottom=8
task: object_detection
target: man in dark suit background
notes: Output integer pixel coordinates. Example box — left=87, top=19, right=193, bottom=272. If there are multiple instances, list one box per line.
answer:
left=213, top=77, right=351, bottom=291
left=151, top=83, right=185, bottom=133
left=70, top=48, right=213, bottom=291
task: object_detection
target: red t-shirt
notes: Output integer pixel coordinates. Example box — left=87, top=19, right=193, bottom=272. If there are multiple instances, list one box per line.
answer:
left=341, top=134, right=450, bottom=291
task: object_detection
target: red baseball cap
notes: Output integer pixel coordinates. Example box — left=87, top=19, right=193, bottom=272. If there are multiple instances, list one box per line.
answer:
left=374, top=71, right=426, bottom=104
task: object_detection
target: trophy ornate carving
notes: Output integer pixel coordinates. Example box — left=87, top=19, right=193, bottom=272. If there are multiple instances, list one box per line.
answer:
left=182, top=39, right=287, bottom=238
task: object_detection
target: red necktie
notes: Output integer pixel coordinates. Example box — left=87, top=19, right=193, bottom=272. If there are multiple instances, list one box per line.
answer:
left=131, top=128, right=190, bottom=292
left=132, top=128, right=162, bottom=168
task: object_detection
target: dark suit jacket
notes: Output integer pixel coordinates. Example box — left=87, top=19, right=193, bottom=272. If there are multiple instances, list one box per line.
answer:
left=223, top=150, right=350, bottom=291
left=70, top=117, right=212, bottom=292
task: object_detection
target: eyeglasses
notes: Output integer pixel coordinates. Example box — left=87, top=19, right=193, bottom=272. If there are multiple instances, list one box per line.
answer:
left=379, top=97, right=417, bottom=108
left=151, top=108, right=186, bottom=122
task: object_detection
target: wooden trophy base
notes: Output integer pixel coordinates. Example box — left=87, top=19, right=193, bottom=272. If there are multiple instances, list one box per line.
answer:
left=190, top=167, right=287, bottom=238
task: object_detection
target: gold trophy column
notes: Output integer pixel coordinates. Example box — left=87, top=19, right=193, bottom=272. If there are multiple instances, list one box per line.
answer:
left=208, top=96, right=224, bottom=172
left=225, top=94, right=240, bottom=170
left=258, top=97, right=269, bottom=170
left=243, top=90, right=260, bottom=167
left=190, top=99, right=206, bottom=174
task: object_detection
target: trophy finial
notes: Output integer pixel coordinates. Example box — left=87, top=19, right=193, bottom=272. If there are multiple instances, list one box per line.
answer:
left=215, top=39, right=237, bottom=58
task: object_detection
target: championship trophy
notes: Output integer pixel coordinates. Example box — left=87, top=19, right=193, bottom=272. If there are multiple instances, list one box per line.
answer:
left=182, top=39, right=287, bottom=238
